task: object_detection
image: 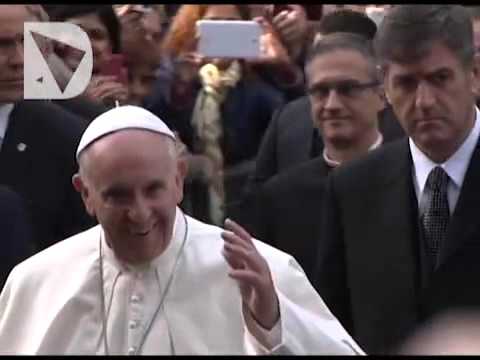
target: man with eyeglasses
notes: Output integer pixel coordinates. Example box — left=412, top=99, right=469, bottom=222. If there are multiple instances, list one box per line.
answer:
left=238, top=10, right=404, bottom=236
left=249, top=32, right=387, bottom=281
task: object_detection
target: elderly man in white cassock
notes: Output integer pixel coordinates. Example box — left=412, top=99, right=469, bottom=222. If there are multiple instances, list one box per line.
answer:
left=0, top=105, right=363, bottom=355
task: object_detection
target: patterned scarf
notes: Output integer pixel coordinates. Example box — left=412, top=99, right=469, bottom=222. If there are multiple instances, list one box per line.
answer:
left=191, top=60, right=242, bottom=225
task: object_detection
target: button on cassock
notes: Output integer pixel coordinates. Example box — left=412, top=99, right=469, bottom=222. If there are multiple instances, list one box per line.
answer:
left=130, top=294, right=141, bottom=303
left=129, top=320, right=139, bottom=329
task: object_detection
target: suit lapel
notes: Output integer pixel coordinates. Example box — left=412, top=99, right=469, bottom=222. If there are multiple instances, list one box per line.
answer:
left=438, top=137, right=480, bottom=266
left=374, top=140, right=421, bottom=292
left=0, top=102, right=35, bottom=190
left=350, top=140, right=421, bottom=339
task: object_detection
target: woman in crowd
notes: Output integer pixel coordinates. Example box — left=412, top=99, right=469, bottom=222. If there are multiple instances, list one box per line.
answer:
left=47, top=5, right=129, bottom=107
left=146, top=4, right=286, bottom=225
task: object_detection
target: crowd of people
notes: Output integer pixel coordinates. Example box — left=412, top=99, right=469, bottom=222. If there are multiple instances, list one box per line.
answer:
left=0, top=3, right=479, bottom=355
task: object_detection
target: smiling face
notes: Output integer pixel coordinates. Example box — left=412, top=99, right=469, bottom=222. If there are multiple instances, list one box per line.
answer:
left=65, top=13, right=113, bottom=74
left=306, top=48, right=385, bottom=148
left=74, top=130, right=186, bottom=265
left=384, top=41, right=478, bottom=162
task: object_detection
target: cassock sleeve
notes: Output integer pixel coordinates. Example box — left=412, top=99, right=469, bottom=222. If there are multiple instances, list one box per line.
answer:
left=242, top=304, right=282, bottom=354
left=254, top=245, right=366, bottom=355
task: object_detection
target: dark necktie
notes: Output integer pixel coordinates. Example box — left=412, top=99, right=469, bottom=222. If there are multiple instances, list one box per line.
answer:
left=421, top=166, right=450, bottom=268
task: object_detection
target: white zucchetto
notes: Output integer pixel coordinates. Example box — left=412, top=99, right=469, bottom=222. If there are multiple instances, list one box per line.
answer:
left=76, top=105, right=176, bottom=160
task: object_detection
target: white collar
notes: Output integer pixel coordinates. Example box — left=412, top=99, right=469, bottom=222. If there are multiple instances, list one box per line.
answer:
left=0, top=103, right=14, bottom=140
left=100, top=207, right=187, bottom=276
left=323, top=132, right=383, bottom=168
left=410, top=106, right=480, bottom=192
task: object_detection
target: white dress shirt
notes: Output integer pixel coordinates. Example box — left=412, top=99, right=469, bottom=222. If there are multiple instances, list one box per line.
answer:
left=0, top=103, right=14, bottom=149
left=410, top=107, right=480, bottom=215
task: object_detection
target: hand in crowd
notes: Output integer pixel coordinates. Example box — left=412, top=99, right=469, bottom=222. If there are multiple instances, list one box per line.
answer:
left=84, top=75, right=129, bottom=106
left=222, top=218, right=280, bottom=330
left=116, top=5, right=148, bottom=50
left=173, top=132, right=217, bottom=186
left=253, top=16, right=292, bottom=67
left=116, top=5, right=162, bottom=58
left=252, top=16, right=304, bottom=87
left=174, top=52, right=205, bottom=83
left=271, top=5, right=309, bottom=48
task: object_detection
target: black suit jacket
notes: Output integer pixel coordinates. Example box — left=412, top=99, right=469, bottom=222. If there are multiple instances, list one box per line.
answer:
left=0, top=186, right=34, bottom=288
left=252, top=157, right=332, bottom=280
left=0, top=100, right=95, bottom=251
left=52, top=96, right=107, bottom=123
left=252, top=126, right=403, bottom=281
left=314, top=137, right=480, bottom=354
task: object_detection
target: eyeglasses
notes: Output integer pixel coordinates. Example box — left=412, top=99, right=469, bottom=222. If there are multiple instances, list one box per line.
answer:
left=307, top=80, right=380, bottom=100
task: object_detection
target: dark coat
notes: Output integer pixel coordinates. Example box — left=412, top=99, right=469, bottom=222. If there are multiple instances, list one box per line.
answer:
left=314, top=137, right=480, bottom=353
left=0, top=100, right=95, bottom=251
left=0, top=186, right=34, bottom=288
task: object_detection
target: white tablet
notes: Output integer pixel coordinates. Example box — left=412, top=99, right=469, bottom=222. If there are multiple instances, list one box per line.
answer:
left=196, top=20, right=262, bottom=59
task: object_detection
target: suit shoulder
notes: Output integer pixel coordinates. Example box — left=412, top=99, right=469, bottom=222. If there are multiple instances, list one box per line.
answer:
left=17, top=101, right=89, bottom=153
left=277, top=96, right=310, bottom=122
left=331, top=139, right=408, bottom=188
left=263, top=157, right=328, bottom=196
left=17, top=100, right=88, bottom=134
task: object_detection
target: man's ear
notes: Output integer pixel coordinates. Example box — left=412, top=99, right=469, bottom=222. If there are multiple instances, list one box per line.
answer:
left=379, top=64, right=393, bottom=105
left=471, top=53, right=480, bottom=97
left=72, top=173, right=95, bottom=217
left=175, top=158, right=188, bottom=204
left=374, top=84, right=387, bottom=111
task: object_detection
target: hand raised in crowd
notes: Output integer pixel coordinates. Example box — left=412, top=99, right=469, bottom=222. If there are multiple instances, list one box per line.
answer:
left=271, top=5, right=308, bottom=47
left=222, top=218, right=280, bottom=330
left=174, top=52, right=205, bottom=84
left=84, top=75, right=129, bottom=106
left=252, top=16, right=304, bottom=87
left=116, top=5, right=147, bottom=47
left=252, top=16, right=292, bottom=67
left=115, top=5, right=161, bottom=57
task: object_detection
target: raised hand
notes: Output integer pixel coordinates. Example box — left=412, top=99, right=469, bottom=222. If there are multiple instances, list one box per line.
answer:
left=271, top=4, right=308, bottom=46
left=252, top=16, right=291, bottom=67
left=84, top=75, right=129, bottom=106
left=221, top=218, right=280, bottom=329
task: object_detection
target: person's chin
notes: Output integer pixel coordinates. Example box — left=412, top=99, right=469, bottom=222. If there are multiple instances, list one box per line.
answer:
left=415, top=129, right=451, bottom=149
left=324, top=128, right=354, bottom=144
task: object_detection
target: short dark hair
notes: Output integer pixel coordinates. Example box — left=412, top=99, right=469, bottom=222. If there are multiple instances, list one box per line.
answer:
left=317, top=9, right=377, bottom=40
left=306, top=32, right=379, bottom=82
left=374, top=5, right=474, bottom=68
left=46, top=5, right=121, bottom=54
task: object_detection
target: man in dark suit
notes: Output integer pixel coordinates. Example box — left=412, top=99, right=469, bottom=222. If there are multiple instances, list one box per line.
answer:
left=252, top=32, right=388, bottom=281
left=0, top=186, right=34, bottom=288
left=314, top=5, right=480, bottom=354
left=0, top=5, right=94, bottom=251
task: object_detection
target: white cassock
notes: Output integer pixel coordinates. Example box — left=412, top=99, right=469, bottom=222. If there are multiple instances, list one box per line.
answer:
left=0, top=208, right=364, bottom=355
